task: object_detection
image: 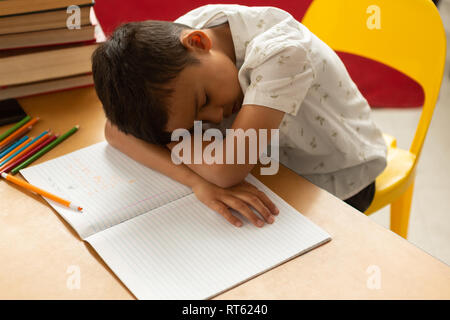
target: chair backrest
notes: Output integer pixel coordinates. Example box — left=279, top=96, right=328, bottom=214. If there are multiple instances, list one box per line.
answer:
left=302, top=0, right=446, bottom=162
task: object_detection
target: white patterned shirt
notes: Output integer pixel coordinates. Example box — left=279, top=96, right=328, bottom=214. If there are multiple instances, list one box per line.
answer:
left=175, top=4, right=387, bottom=199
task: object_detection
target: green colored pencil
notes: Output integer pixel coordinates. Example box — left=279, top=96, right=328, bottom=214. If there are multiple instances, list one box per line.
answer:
left=0, top=115, right=31, bottom=143
left=11, top=125, right=79, bottom=174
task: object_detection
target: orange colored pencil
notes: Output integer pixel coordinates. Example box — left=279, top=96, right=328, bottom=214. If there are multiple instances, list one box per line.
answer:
left=1, top=172, right=83, bottom=212
left=0, top=133, right=51, bottom=172
left=0, top=117, right=39, bottom=149
left=0, top=127, right=32, bottom=154
left=0, top=137, right=32, bottom=163
left=1, top=135, right=57, bottom=174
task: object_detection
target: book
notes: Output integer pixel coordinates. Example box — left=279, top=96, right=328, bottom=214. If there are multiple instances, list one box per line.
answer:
left=0, top=5, right=92, bottom=35
left=0, top=0, right=94, bottom=17
left=19, top=142, right=331, bottom=299
left=0, top=74, right=93, bottom=100
left=0, top=25, right=95, bottom=50
left=0, top=43, right=98, bottom=87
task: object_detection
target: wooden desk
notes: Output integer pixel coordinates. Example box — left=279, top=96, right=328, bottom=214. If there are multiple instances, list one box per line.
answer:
left=1, top=87, right=449, bottom=299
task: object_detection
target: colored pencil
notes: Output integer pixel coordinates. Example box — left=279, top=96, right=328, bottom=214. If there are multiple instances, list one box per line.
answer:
left=0, top=137, right=32, bottom=163
left=0, top=127, right=32, bottom=154
left=0, top=117, right=39, bottom=149
left=0, top=131, right=48, bottom=167
left=1, top=135, right=57, bottom=174
left=0, top=132, right=51, bottom=171
left=0, top=115, right=31, bottom=142
left=11, top=125, right=79, bottom=174
left=1, top=172, right=82, bottom=212
left=0, top=135, right=29, bottom=158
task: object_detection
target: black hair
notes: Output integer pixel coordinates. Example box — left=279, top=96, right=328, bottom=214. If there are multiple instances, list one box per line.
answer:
left=92, top=20, right=200, bottom=145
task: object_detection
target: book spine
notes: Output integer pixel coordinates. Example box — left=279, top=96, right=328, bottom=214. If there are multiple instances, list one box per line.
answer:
left=0, top=38, right=96, bottom=52
left=0, top=2, right=95, bottom=19
left=10, top=83, right=94, bottom=100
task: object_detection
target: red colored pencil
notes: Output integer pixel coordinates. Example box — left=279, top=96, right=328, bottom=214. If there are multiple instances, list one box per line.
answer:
left=0, top=135, right=57, bottom=174
left=0, top=132, right=50, bottom=172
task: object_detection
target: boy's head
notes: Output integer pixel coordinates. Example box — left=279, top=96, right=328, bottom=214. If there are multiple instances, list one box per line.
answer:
left=92, top=20, right=243, bottom=145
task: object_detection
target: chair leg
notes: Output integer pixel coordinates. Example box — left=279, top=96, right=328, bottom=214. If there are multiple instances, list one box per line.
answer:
left=390, top=182, right=415, bottom=239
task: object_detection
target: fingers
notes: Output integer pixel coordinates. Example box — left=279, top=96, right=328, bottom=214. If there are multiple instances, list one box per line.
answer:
left=235, top=192, right=275, bottom=224
left=194, top=181, right=279, bottom=228
left=238, top=181, right=279, bottom=215
left=208, top=200, right=243, bottom=228
left=223, top=196, right=266, bottom=228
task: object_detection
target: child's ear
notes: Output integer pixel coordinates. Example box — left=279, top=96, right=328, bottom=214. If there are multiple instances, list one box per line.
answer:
left=180, top=30, right=212, bottom=52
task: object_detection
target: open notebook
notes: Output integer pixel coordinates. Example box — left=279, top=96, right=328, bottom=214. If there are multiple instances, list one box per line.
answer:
left=20, top=141, right=331, bottom=299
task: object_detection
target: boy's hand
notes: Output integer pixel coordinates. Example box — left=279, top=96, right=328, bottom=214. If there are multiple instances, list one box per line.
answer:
left=192, top=180, right=279, bottom=228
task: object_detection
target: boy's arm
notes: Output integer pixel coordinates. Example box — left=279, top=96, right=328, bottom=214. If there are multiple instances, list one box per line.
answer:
left=104, top=120, right=279, bottom=227
left=167, top=104, right=285, bottom=188
left=104, top=120, right=204, bottom=189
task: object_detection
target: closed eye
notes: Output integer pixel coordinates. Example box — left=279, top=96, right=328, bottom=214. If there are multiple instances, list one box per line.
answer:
left=195, top=93, right=208, bottom=118
left=202, top=95, right=209, bottom=109
left=195, top=94, right=208, bottom=118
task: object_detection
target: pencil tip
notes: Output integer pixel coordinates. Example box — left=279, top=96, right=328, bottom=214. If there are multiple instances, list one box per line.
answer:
left=75, top=125, right=80, bottom=129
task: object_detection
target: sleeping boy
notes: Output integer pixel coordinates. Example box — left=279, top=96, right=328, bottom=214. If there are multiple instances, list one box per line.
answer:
left=91, top=4, right=387, bottom=228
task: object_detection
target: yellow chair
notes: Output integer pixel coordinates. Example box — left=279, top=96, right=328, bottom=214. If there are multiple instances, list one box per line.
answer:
left=302, top=0, right=446, bottom=238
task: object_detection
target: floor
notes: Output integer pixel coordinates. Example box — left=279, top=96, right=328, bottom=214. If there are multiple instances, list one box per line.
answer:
left=368, top=0, right=450, bottom=265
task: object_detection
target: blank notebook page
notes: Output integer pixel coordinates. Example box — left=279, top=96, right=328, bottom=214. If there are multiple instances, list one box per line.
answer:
left=20, top=141, right=331, bottom=299
left=20, top=142, right=192, bottom=239
left=86, top=174, right=331, bottom=299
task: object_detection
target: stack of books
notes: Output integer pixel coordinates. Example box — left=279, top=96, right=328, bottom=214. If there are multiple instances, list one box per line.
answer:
left=0, top=0, right=102, bottom=100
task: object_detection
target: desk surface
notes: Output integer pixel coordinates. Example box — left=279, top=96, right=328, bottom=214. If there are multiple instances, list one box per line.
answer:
left=1, top=87, right=449, bottom=299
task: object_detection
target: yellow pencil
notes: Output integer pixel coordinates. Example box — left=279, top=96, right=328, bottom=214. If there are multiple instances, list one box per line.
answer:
left=1, top=172, right=83, bottom=212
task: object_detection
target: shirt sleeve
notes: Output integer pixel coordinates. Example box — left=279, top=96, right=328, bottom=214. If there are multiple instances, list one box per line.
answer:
left=240, top=19, right=315, bottom=117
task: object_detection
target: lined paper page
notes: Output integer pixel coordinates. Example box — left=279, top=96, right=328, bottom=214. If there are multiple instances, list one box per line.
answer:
left=86, top=174, right=331, bottom=300
left=20, top=142, right=192, bottom=239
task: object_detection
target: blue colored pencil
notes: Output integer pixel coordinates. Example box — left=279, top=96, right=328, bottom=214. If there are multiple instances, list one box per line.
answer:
left=0, top=126, right=32, bottom=154
left=0, top=136, right=29, bottom=159
left=0, top=131, right=48, bottom=167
